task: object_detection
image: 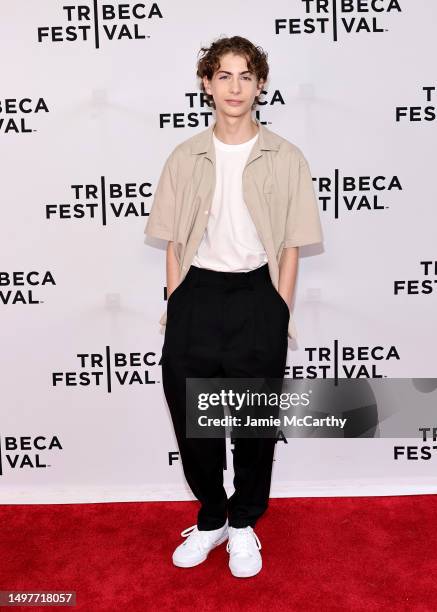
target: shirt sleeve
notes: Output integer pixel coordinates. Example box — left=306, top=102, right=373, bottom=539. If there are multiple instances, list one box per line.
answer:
left=284, top=151, right=323, bottom=248
left=144, top=151, right=177, bottom=241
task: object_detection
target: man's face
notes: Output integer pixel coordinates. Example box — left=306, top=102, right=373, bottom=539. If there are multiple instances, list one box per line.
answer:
left=202, top=52, right=264, bottom=117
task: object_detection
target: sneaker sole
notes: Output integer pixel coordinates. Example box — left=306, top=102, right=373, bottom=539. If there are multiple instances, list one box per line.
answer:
left=229, top=563, right=262, bottom=578
left=172, top=532, right=229, bottom=568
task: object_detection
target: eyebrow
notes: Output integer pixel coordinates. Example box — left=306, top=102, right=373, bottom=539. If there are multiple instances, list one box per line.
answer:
left=216, top=70, right=252, bottom=75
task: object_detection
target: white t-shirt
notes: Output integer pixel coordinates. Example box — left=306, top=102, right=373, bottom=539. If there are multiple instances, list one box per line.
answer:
left=191, top=130, right=268, bottom=272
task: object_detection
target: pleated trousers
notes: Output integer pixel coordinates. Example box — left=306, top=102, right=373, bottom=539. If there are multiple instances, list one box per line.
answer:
left=161, top=262, right=289, bottom=529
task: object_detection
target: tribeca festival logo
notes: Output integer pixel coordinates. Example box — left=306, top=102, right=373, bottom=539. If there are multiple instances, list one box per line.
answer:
left=37, top=2, right=163, bottom=49
left=0, top=271, right=56, bottom=305
left=45, top=178, right=152, bottom=226
left=316, top=171, right=402, bottom=219
left=159, top=88, right=286, bottom=129
left=168, top=447, right=245, bottom=470
left=276, top=0, right=402, bottom=42
left=287, top=341, right=400, bottom=379
left=0, top=98, right=50, bottom=135
left=394, top=428, right=437, bottom=461
left=395, top=86, right=436, bottom=123
left=52, top=347, right=160, bottom=391
left=0, top=435, right=62, bottom=476
left=394, top=261, right=437, bottom=296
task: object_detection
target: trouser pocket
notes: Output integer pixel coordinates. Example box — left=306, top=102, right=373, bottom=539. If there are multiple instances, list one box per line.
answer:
left=270, top=283, right=290, bottom=321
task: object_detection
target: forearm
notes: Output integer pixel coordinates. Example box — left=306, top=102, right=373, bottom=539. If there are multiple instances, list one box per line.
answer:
left=278, top=246, right=299, bottom=309
left=166, top=241, right=180, bottom=297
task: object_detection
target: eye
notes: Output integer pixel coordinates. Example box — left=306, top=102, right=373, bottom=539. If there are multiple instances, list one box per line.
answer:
left=218, top=75, right=252, bottom=80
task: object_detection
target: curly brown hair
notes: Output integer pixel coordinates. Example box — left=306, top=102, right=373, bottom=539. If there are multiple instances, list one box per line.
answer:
left=196, top=35, right=269, bottom=111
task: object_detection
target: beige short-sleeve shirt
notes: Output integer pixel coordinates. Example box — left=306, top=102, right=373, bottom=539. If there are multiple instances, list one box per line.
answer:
left=144, top=118, right=323, bottom=340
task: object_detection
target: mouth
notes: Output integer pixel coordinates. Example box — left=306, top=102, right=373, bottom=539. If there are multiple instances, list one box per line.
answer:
left=225, top=100, right=243, bottom=106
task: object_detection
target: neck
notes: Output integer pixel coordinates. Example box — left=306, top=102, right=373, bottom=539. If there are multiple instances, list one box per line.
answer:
left=212, top=115, right=259, bottom=145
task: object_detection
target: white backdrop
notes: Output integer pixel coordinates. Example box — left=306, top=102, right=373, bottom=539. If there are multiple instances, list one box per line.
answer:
left=1, top=1, right=436, bottom=503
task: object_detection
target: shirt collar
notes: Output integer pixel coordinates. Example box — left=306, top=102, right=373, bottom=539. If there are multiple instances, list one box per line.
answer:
left=190, top=118, right=281, bottom=162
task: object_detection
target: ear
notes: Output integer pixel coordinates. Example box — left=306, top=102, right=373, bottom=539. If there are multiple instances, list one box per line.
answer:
left=203, top=76, right=212, bottom=95
left=256, top=78, right=265, bottom=95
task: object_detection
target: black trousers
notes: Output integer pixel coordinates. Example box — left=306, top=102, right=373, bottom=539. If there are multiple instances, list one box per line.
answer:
left=161, top=263, right=289, bottom=529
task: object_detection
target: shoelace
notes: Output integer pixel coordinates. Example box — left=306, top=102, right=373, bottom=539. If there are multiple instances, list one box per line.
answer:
left=180, top=524, right=217, bottom=553
left=226, top=527, right=262, bottom=555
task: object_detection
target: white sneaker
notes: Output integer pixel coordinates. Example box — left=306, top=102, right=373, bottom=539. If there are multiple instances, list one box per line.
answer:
left=172, top=520, right=228, bottom=568
left=226, top=526, right=262, bottom=577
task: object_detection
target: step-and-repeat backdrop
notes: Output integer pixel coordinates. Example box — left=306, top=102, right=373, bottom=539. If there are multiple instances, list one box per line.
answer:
left=1, top=1, right=436, bottom=503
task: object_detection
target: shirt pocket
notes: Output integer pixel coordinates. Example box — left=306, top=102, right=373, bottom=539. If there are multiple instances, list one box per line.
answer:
left=263, top=177, right=274, bottom=207
left=263, top=176, right=273, bottom=195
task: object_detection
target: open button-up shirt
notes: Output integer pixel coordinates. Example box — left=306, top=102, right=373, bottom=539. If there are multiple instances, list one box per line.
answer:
left=144, top=118, right=323, bottom=340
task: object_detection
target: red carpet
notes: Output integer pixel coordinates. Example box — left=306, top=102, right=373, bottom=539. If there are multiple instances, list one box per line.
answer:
left=0, top=496, right=436, bottom=611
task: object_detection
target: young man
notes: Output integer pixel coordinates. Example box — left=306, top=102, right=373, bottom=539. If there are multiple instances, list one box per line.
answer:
left=144, top=36, right=323, bottom=577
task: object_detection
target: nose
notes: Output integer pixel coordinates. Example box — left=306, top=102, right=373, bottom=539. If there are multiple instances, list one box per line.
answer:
left=229, top=76, right=242, bottom=95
